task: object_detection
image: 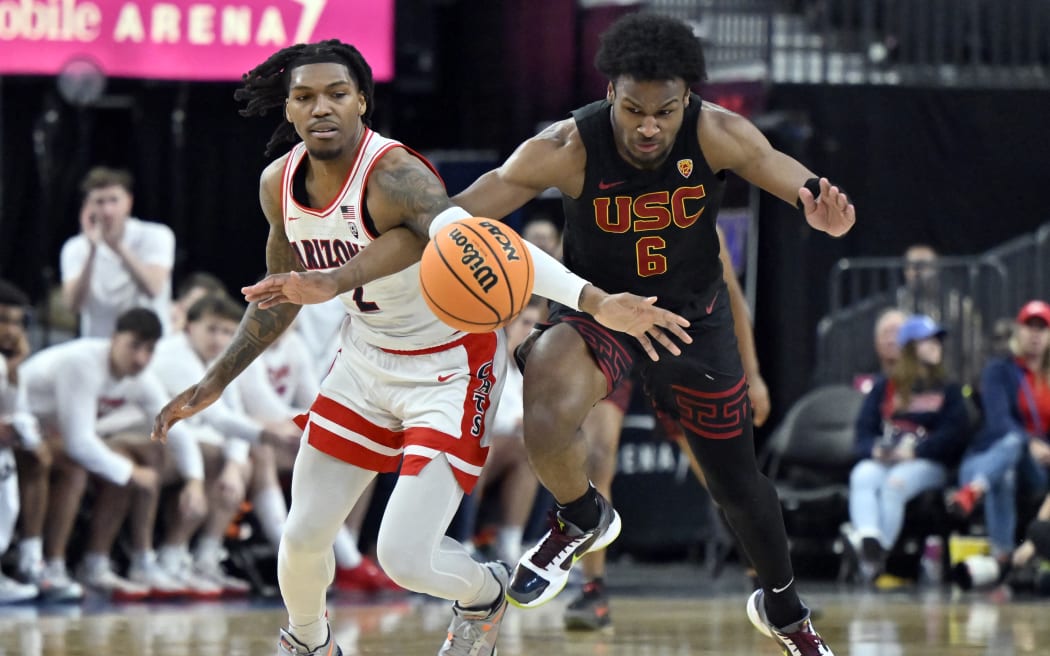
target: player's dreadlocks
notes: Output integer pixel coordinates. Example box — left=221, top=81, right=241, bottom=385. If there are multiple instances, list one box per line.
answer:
left=595, top=13, right=707, bottom=86
left=235, top=40, right=375, bottom=157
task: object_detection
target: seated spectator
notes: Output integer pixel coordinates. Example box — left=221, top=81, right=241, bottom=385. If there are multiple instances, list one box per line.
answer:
left=0, top=280, right=43, bottom=604
left=521, top=214, right=562, bottom=260
left=951, top=300, right=1050, bottom=566
left=170, top=271, right=228, bottom=333
left=854, top=307, right=907, bottom=394
left=61, top=167, right=175, bottom=337
left=17, top=308, right=205, bottom=599
left=150, top=295, right=300, bottom=593
left=844, top=314, right=970, bottom=582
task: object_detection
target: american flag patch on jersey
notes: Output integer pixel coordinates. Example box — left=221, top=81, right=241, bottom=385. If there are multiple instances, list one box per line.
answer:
left=340, top=205, right=359, bottom=238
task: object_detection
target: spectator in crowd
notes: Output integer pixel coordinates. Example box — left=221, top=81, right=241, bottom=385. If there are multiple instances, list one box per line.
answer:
left=844, top=314, right=970, bottom=583
left=471, top=296, right=546, bottom=565
left=61, top=167, right=176, bottom=338
left=171, top=272, right=228, bottom=333
left=521, top=214, right=562, bottom=261
left=854, top=308, right=906, bottom=394
left=150, top=295, right=301, bottom=593
left=951, top=300, right=1050, bottom=566
left=16, top=308, right=205, bottom=599
left=0, top=280, right=43, bottom=603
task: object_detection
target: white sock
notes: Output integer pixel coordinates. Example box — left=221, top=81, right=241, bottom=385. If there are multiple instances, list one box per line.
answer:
left=195, top=536, right=223, bottom=566
left=288, top=617, right=328, bottom=652
left=254, top=486, right=288, bottom=547
left=332, top=527, right=362, bottom=569
left=497, top=527, right=524, bottom=563
left=82, top=552, right=109, bottom=574
left=19, top=537, right=42, bottom=569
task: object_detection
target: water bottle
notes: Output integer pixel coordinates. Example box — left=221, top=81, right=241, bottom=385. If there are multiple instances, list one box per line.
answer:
left=920, top=535, right=944, bottom=585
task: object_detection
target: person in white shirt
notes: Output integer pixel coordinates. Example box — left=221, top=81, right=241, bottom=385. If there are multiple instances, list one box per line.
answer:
left=61, top=167, right=175, bottom=338
left=0, top=280, right=43, bottom=604
left=151, top=294, right=300, bottom=593
left=17, top=308, right=205, bottom=599
left=170, top=271, right=228, bottom=334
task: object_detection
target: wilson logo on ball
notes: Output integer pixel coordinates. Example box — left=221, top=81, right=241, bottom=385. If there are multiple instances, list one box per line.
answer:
left=448, top=227, right=501, bottom=293
left=420, top=217, right=535, bottom=334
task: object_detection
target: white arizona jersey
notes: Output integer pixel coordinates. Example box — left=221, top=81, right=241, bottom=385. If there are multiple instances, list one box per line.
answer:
left=282, top=133, right=459, bottom=351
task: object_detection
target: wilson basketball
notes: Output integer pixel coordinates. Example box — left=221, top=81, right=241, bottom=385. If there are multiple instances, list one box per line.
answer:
left=420, top=217, right=535, bottom=333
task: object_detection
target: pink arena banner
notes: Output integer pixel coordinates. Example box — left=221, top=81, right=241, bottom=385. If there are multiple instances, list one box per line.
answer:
left=0, top=0, right=394, bottom=81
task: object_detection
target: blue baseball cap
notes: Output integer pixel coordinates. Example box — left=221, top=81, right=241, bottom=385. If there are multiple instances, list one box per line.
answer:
left=897, top=314, right=947, bottom=347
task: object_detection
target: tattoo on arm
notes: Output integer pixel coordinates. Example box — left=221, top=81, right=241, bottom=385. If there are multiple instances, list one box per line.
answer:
left=202, top=224, right=302, bottom=388
left=372, top=161, right=452, bottom=237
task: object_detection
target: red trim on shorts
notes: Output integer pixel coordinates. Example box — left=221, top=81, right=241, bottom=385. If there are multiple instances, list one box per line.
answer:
left=379, top=332, right=471, bottom=356
left=299, top=394, right=405, bottom=471
left=671, top=377, right=748, bottom=440
left=401, top=427, right=488, bottom=494
left=307, top=422, right=402, bottom=473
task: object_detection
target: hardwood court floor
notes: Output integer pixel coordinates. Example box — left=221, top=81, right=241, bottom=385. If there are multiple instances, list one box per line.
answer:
left=1, top=579, right=1047, bottom=655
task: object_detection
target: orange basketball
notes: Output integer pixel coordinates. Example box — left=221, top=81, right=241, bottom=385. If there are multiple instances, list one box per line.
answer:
left=420, top=217, right=535, bottom=333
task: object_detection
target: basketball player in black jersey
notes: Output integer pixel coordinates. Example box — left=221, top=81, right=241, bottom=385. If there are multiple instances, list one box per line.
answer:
left=242, top=15, right=853, bottom=655
left=446, top=13, right=852, bottom=655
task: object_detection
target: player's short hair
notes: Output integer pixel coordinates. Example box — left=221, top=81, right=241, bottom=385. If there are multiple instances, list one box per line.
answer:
left=176, top=272, right=227, bottom=302
left=114, top=307, right=163, bottom=341
left=0, top=279, right=30, bottom=309
left=236, top=39, right=375, bottom=157
left=595, top=13, right=707, bottom=86
left=186, top=294, right=244, bottom=325
left=80, top=166, right=134, bottom=197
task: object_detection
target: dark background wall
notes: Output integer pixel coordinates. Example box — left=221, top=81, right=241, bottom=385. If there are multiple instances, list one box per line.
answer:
left=1, top=1, right=1048, bottom=433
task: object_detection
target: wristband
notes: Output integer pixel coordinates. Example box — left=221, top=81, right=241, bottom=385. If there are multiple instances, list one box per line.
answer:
left=796, top=177, right=822, bottom=210
left=525, top=242, right=589, bottom=311
left=429, top=206, right=473, bottom=238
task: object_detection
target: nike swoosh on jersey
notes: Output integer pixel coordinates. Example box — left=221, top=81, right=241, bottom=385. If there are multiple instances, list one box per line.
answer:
left=598, top=179, right=625, bottom=190
left=437, top=373, right=455, bottom=382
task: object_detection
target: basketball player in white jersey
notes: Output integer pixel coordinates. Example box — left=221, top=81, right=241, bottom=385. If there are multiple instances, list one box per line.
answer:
left=154, top=40, right=690, bottom=656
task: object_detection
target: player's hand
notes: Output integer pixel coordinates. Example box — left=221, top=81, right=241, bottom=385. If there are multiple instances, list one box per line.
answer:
left=747, top=373, right=771, bottom=427
left=800, top=177, right=855, bottom=237
left=261, top=420, right=303, bottom=446
left=152, top=383, right=224, bottom=443
left=585, top=289, right=692, bottom=361
left=242, top=270, right=339, bottom=309
left=1013, top=539, right=1037, bottom=568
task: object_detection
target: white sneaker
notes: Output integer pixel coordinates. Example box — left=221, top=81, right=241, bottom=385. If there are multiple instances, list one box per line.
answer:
left=77, top=560, right=150, bottom=601
left=20, top=561, right=83, bottom=602
left=129, top=556, right=188, bottom=599
left=194, top=557, right=251, bottom=596
left=157, top=550, right=222, bottom=599
left=0, top=572, right=38, bottom=604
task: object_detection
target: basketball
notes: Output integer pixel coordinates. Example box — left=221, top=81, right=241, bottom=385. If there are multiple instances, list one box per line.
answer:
left=420, top=217, right=535, bottom=333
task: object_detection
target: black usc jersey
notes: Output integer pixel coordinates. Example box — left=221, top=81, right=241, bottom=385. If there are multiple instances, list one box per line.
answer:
left=561, top=93, right=726, bottom=315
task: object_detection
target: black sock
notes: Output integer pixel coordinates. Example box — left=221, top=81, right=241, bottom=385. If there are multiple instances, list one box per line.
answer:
left=557, top=485, right=601, bottom=530
left=763, top=580, right=805, bottom=628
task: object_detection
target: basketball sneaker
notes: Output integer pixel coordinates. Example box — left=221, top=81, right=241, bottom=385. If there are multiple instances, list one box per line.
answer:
left=746, top=589, right=834, bottom=656
left=508, top=492, right=621, bottom=608
left=77, top=558, right=150, bottom=602
left=0, top=573, right=37, bottom=604
left=334, top=557, right=401, bottom=593
left=438, top=561, right=510, bottom=656
left=563, top=579, right=611, bottom=631
left=20, top=560, right=83, bottom=603
left=278, top=625, right=342, bottom=656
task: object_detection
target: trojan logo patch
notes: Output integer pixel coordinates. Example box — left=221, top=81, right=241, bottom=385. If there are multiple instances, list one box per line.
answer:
left=677, top=159, right=693, bottom=178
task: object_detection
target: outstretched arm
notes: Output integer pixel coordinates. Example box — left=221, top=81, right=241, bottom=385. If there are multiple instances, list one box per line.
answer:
left=153, top=163, right=301, bottom=441
left=701, top=103, right=855, bottom=237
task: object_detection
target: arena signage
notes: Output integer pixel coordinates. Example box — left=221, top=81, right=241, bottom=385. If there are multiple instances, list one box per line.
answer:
left=0, top=0, right=394, bottom=81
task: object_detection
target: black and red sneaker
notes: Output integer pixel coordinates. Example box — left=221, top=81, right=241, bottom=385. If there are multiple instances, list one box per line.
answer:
left=564, top=579, right=612, bottom=630
left=746, top=589, right=834, bottom=655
